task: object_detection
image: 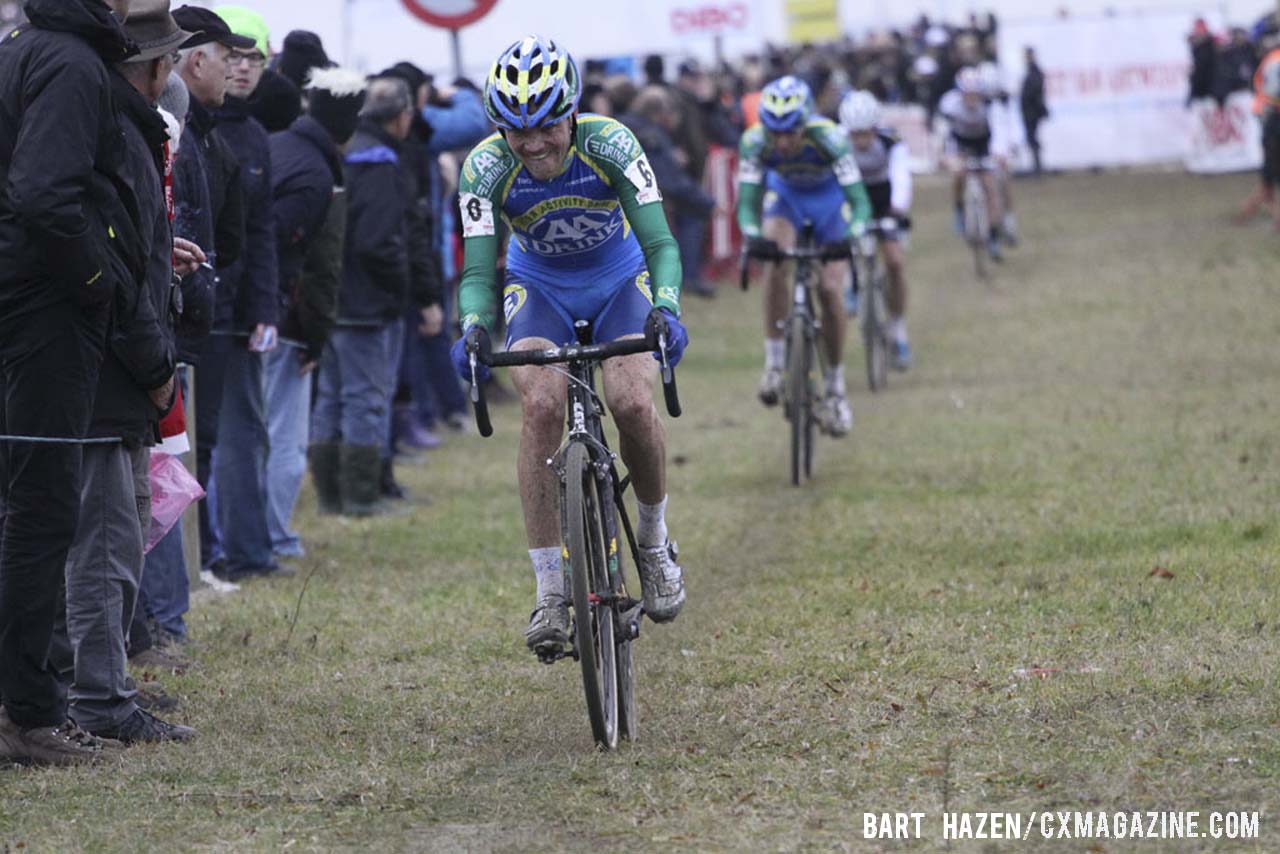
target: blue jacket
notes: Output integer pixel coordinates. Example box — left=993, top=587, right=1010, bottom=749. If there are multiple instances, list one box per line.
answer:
left=338, top=122, right=410, bottom=326
left=270, top=115, right=346, bottom=356
left=213, top=95, right=278, bottom=332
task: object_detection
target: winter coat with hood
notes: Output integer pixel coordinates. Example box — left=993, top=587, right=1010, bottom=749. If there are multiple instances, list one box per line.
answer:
left=170, top=123, right=216, bottom=363
left=0, top=0, right=138, bottom=318
left=87, top=71, right=175, bottom=447
left=337, top=121, right=411, bottom=327
left=213, top=94, right=278, bottom=332
left=270, top=114, right=346, bottom=359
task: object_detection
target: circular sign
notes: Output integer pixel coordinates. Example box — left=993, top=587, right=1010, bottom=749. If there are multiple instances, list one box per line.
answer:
left=400, top=0, right=500, bottom=29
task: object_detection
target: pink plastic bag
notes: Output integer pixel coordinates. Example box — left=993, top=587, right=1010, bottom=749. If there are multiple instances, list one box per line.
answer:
left=146, top=452, right=205, bottom=554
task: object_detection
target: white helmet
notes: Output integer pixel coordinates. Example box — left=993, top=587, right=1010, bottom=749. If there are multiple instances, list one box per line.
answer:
left=956, top=66, right=983, bottom=95
left=839, top=90, right=881, bottom=133
left=977, top=61, right=1003, bottom=96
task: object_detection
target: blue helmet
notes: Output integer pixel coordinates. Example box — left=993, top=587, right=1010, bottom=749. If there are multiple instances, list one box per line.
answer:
left=759, top=75, right=812, bottom=131
left=484, top=35, right=581, bottom=130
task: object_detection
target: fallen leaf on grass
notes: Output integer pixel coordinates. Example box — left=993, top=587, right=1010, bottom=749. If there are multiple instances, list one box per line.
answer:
left=1149, top=566, right=1175, bottom=579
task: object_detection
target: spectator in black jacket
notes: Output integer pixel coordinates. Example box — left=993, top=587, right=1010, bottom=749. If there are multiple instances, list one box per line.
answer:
left=0, top=0, right=139, bottom=767
left=312, top=77, right=416, bottom=516
left=54, top=0, right=193, bottom=746
left=1020, top=46, right=1048, bottom=175
left=269, top=67, right=366, bottom=533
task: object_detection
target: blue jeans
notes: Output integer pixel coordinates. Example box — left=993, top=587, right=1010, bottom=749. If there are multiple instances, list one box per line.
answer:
left=675, top=209, right=708, bottom=288
left=264, top=342, right=311, bottom=558
left=312, top=325, right=394, bottom=448
left=142, top=515, right=188, bottom=639
left=210, top=341, right=273, bottom=574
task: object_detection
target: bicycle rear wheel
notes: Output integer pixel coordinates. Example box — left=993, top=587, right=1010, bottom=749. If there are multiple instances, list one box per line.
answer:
left=863, top=271, right=888, bottom=392
left=565, top=442, right=619, bottom=749
left=786, top=313, right=811, bottom=486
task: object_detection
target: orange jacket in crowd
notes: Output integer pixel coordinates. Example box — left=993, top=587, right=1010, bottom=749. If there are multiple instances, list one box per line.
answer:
left=1252, top=47, right=1280, bottom=115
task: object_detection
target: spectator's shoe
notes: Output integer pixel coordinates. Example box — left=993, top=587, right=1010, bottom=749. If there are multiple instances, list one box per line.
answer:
left=987, top=238, right=1005, bottom=262
left=444, top=411, right=472, bottom=433
left=636, top=541, right=685, bottom=623
left=524, top=593, right=570, bottom=653
left=134, top=679, right=179, bottom=713
left=891, top=340, right=912, bottom=372
left=90, top=709, right=195, bottom=745
left=819, top=393, right=854, bottom=437
left=844, top=285, right=859, bottom=317
left=0, top=709, right=121, bottom=765
left=129, top=645, right=194, bottom=677
left=380, top=458, right=408, bottom=501
left=393, top=404, right=443, bottom=450
left=224, top=561, right=294, bottom=583
left=307, top=442, right=343, bottom=515
left=758, top=367, right=784, bottom=407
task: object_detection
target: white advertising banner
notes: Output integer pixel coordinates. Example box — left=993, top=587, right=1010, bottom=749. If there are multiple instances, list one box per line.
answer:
left=1185, top=92, right=1264, bottom=174
left=999, top=13, right=1194, bottom=169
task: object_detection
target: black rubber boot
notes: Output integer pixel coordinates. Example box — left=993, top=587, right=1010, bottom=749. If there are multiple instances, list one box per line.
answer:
left=339, top=444, right=384, bottom=517
left=307, top=443, right=343, bottom=515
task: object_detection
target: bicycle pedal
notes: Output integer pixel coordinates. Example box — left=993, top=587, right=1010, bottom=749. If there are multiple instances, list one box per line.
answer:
left=534, top=641, right=569, bottom=664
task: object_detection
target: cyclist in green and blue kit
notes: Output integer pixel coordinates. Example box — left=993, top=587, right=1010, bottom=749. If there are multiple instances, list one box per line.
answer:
left=449, top=36, right=688, bottom=654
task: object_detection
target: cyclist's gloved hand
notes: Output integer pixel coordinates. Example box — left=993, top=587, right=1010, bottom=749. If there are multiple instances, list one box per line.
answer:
left=647, top=307, right=688, bottom=368
left=744, top=235, right=779, bottom=260
left=449, top=326, right=491, bottom=385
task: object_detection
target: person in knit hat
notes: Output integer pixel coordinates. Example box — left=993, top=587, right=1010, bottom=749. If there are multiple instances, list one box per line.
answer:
left=271, top=67, right=366, bottom=517
left=274, top=29, right=332, bottom=92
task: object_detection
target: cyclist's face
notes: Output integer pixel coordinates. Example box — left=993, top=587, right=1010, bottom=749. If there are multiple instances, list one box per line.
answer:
left=768, top=127, right=804, bottom=157
left=850, top=130, right=874, bottom=152
left=507, top=117, right=573, bottom=181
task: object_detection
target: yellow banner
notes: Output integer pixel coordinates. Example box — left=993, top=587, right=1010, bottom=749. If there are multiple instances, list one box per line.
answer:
left=785, top=0, right=840, bottom=43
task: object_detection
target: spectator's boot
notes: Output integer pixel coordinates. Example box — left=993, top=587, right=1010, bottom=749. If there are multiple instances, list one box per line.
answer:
left=307, top=443, right=343, bottom=515
left=380, top=456, right=407, bottom=501
left=340, top=444, right=388, bottom=517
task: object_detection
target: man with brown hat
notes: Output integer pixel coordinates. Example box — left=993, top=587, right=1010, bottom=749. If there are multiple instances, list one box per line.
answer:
left=51, top=0, right=195, bottom=746
left=0, top=0, right=138, bottom=767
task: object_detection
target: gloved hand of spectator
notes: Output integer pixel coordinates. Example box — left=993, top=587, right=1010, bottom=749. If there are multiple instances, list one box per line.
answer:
left=450, top=326, right=491, bottom=385
left=647, top=307, right=688, bottom=368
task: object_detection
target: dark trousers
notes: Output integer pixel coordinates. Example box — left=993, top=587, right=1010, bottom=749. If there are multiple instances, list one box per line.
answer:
left=1023, top=117, right=1043, bottom=173
left=195, top=333, right=230, bottom=569
left=0, top=297, right=108, bottom=728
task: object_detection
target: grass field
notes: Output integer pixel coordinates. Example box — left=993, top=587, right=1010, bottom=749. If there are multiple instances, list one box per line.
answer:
left=2, top=170, right=1278, bottom=852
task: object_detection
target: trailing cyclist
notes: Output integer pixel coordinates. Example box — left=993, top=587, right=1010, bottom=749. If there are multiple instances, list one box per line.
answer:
left=838, top=90, right=914, bottom=371
left=736, top=75, right=871, bottom=437
left=449, top=35, right=688, bottom=655
left=978, top=61, right=1022, bottom=245
left=938, top=66, right=1010, bottom=260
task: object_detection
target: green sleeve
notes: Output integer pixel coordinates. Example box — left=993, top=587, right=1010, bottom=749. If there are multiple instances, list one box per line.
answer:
left=842, top=181, right=871, bottom=233
left=456, top=135, right=517, bottom=331
left=735, top=127, right=766, bottom=238
left=586, top=119, right=683, bottom=317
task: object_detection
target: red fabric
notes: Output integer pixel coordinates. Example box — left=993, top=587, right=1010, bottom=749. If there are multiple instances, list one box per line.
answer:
left=158, top=383, right=186, bottom=439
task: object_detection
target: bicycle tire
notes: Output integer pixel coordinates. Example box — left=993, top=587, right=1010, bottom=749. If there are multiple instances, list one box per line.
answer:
left=787, top=313, right=810, bottom=486
left=616, top=628, right=637, bottom=741
left=863, top=270, right=888, bottom=392
left=803, top=329, right=816, bottom=480
left=565, top=442, right=619, bottom=749
left=966, top=178, right=988, bottom=280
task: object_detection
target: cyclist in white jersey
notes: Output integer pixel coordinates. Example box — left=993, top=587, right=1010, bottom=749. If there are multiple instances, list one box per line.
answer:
left=978, top=61, right=1022, bottom=245
left=838, top=91, right=913, bottom=370
left=938, top=66, right=1007, bottom=259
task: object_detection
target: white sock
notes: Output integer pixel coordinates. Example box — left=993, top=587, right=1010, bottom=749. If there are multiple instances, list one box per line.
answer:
left=824, top=364, right=846, bottom=396
left=529, top=547, right=563, bottom=601
left=889, top=317, right=908, bottom=344
left=765, top=338, right=785, bottom=371
left=636, top=496, right=668, bottom=549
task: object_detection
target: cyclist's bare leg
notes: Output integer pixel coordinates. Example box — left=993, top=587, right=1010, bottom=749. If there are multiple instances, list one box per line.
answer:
left=762, top=216, right=797, bottom=341
left=601, top=348, right=665, bottom=504
left=816, top=259, right=849, bottom=367
left=882, top=240, right=907, bottom=320
left=510, top=336, right=567, bottom=550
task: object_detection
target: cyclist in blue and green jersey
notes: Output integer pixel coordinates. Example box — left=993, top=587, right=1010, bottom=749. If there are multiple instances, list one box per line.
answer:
left=737, top=75, right=871, bottom=436
left=449, top=36, right=688, bottom=655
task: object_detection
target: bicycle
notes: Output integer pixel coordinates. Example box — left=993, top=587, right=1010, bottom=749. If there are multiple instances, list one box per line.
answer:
left=855, top=216, right=909, bottom=393
left=961, top=155, right=995, bottom=280
left=463, top=314, right=681, bottom=750
left=742, top=226, right=853, bottom=486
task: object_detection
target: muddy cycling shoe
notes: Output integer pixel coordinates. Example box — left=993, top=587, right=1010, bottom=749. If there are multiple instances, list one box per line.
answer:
left=524, top=593, right=571, bottom=652
left=637, top=541, right=686, bottom=623
left=820, top=393, right=854, bottom=437
left=758, top=367, right=784, bottom=407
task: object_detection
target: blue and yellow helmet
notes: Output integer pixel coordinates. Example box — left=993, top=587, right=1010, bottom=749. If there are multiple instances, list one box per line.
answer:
left=759, top=75, right=812, bottom=132
left=484, top=35, right=581, bottom=130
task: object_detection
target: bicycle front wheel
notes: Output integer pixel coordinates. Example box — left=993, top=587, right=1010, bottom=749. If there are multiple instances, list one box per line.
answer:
left=786, top=313, right=812, bottom=486
left=565, top=442, right=619, bottom=750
